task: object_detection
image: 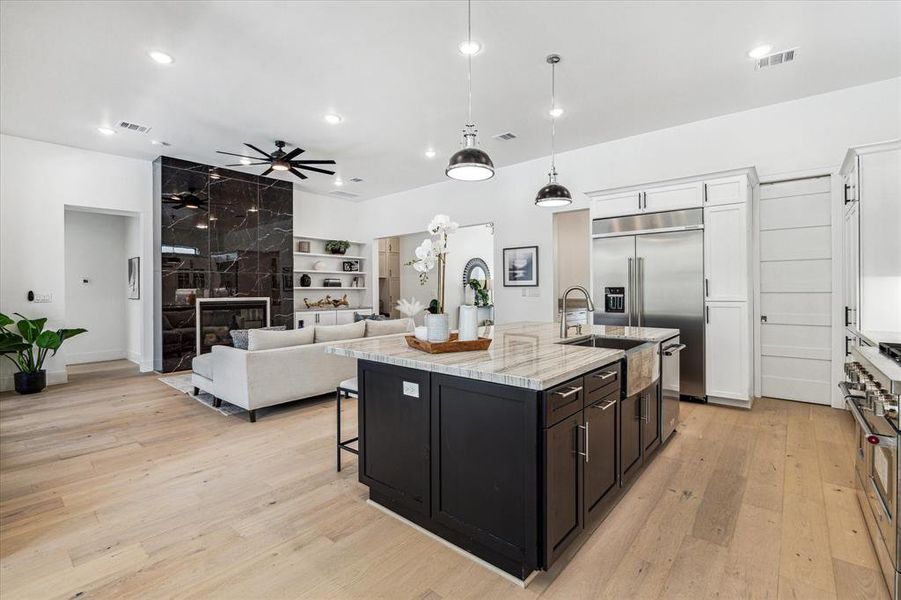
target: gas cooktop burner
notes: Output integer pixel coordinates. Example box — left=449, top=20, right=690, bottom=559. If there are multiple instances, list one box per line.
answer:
left=880, top=342, right=901, bottom=366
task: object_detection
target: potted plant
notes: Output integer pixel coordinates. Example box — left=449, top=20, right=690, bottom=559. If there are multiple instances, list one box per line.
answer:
left=407, top=214, right=458, bottom=342
left=325, top=240, right=351, bottom=255
left=0, top=313, right=86, bottom=394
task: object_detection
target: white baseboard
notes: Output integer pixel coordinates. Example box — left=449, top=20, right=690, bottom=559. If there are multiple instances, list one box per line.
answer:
left=139, top=359, right=154, bottom=373
left=127, top=350, right=141, bottom=364
left=66, top=349, right=127, bottom=365
left=707, top=395, right=753, bottom=409
left=0, top=368, right=68, bottom=392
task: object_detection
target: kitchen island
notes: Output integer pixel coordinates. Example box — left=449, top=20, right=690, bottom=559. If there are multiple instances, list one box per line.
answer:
left=326, top=321, right=678, bottom=582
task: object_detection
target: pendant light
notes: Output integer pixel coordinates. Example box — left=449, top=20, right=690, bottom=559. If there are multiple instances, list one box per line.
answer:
left=446, top=0, right=494, bottom=181
left=535, top=54, right=573, bottom=207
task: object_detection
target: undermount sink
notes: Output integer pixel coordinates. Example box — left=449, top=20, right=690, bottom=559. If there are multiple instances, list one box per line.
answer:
left=558, top=335, right=647, bottom=352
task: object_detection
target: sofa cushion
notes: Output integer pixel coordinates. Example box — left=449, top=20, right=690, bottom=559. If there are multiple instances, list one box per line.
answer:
left=192, top=353, right=214, bottom=379
left=247, top=327, right=314, bottom=351
left=230, top=325, right=285, bottom=349
left=365, top=317, right=414, bottom=337
left=314, top=320, right=366, bottom=343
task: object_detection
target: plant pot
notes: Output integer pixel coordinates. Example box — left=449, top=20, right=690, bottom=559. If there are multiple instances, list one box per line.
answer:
left=299, top=274, right=312, bottom=287
left=328, top=249, right=347, bottom=255
left=425, top=313, right=450, bottom=343
left=14, top=370, right=46, bottom=395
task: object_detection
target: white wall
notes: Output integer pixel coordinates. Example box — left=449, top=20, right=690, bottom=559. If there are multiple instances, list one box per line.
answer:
left=443, top=223, right=494, bottom=328
left=357, top=78, right=901, bottom=325
left=64, top=210, right=130, bottom=364
left=0, top=134, right=153, bottom=390
left=293, top=189, right=364, bottom=241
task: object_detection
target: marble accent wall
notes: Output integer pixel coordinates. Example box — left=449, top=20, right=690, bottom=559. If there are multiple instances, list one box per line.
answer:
left=153, top=157, right=293, bottom=372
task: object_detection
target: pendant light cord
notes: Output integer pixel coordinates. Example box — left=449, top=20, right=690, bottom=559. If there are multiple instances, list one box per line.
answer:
left=467, top=0, right=473, bottom=127
left=550, top=59, right=557, bottom=176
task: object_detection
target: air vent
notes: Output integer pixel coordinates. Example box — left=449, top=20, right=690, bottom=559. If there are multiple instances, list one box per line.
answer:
left=329, top=190, right=360, bottom=199
left=755, top=48, right=797, bottom=70
left=493, top=132, right=517, bottom=141
left=349, top=177, right=364, bottom=183
left=117, top=121, right=152, bottom=134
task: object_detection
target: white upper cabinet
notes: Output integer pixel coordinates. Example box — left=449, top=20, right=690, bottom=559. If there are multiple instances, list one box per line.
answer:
left=703, top=174, right=748, bottom=206
left=643, top=181, right=703, bottom=213
left=704, top=203, right=748, bottom=301
left=705, top=301, right=750, bottom=401
left=592, top=190, right=642, bottom=218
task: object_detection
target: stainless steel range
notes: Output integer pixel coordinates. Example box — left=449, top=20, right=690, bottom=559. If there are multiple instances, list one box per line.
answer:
left=841, top=340, right=901, bottom=599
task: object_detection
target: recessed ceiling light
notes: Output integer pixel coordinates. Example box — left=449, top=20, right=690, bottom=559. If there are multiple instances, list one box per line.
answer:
left=549, top=107, right=564, bottom=118
left=324, top=113, right=343, bottom=125
left=149, top=50, right=174, bottom=65
left=239, top=157, right=252, bottom=165
left=97, top=127, right=116, bottom=136
left=458, top=40, right=481, bottom=55
left=425, top=149, right=437, bottom=159
left=747, top=44, right=773, bottom=59
left=334, top=178, right=344, bottom=186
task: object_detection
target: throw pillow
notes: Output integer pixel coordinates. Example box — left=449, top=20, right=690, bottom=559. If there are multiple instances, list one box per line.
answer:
left=230, top=325, right=285, bottom=350
left=314, top=320, right=366, bottom=343
left=354, top=312, right=388, bottom=322
left=247, top=327, right=314, bottom=351
left=365, top=317, right=414, bottom=337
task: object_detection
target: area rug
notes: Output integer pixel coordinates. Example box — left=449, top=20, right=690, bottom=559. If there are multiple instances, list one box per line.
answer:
left=157, top=373, right=244, bottom=416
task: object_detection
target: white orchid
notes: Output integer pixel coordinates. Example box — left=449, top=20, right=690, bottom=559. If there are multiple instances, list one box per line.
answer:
left=396, top=298, right=425, bottom=318
left=428, top=214, right=459, bottom=236
left=406, top=214, right=458, bottom=312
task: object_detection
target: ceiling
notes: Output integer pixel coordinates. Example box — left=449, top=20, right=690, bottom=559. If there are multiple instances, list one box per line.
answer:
left=1, top=1, right=898, bottom=200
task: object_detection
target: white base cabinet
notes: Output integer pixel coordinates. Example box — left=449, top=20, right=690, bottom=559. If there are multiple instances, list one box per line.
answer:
left=705, top=301, right=751, bottom=403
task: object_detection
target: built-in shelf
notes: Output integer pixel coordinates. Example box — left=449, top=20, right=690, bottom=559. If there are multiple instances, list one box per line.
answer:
left=294, top=286, right=368, bottom=290
left=293, top=270, right=368, bottom=275
left=293, top=252, right=367, bottom=260
left=294, top=234, right=367, bottom=245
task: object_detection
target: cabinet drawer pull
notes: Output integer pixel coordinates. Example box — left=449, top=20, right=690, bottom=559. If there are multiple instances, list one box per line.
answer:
left=593, top=371, right=616, bottom=381
left=554, top=386, right=582, bottom=399
left=593, top=399, right=617, bottom=411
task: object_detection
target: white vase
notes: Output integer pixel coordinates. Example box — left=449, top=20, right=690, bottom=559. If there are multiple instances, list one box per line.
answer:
left=458, top=305, right=479, bottom=341
left=425, top=313, right=450, bottom=343
left=414, top=326, right=428, bottom=341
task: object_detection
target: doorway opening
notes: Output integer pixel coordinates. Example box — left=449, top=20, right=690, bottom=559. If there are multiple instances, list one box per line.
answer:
left=64, top=207, right=142, bottom=368
left=375, top=223, right=495, bottom=327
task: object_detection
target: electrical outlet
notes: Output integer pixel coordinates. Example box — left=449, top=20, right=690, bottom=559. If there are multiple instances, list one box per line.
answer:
left=402, top=381, right=420, bottom=398
left=32, top=293, right=52, bottom=303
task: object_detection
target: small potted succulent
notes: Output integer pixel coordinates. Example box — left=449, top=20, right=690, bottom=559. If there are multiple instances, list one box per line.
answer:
left=325, top=240, right=351, bottom=255
left=0, top=313, right=86, bottom=394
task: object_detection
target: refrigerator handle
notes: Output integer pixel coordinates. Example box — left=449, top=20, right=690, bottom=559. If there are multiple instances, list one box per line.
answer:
left=627, top=257, right=634, bottom=327
left=637, top=257, right=644, bottom=327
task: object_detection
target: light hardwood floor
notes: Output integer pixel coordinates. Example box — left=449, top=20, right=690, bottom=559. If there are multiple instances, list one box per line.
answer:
left=0, top=360, right=890, bottom=599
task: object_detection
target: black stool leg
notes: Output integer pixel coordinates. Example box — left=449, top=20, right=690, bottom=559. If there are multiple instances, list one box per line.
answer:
left=248, top=409, right=256, bottom=423
left=193, top=386, right=200, bottom=396
left=336, top=388, right=342, bottom=472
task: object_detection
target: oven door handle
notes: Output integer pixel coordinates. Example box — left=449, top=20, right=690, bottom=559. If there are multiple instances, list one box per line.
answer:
left=842, top=383, right=897, bottom=448
left=663, top=343, right=686, bottom=356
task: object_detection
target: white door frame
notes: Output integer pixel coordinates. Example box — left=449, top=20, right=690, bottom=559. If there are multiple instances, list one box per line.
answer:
left=755, top=167, right=844, bottom=408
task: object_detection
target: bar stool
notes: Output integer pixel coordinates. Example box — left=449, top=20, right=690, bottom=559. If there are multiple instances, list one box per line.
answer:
left=336, top=377, right=359, bottom=472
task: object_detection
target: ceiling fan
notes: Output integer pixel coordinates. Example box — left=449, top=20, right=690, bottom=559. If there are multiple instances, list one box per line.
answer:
left=162, top=187, right=206, bottom=210
left=216, top=140, right=337, bottom=180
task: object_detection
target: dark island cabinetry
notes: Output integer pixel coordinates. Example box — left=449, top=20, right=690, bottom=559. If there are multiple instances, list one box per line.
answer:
left=356, top=357, right=663, bottom=580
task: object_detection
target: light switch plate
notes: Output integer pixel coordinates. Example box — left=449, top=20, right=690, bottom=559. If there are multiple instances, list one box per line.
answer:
left=403, top=381, right=419, bottom=398
left=32, top=293, right=52, bottom=303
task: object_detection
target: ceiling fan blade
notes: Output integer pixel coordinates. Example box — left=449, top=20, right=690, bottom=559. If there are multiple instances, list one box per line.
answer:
left=293, top=164, right=335, bottom=175
left=217, top=150, right=260, bottom=159
left=260, top=167, right=274, bottom=177
left=290, top=159, right=336, bottom=165
left=283, top=147, right=304, bottom=161
left=224, top=162, right=270, bottom=167
left=288, top=167, right=309, bottom=180
left=244, top=143, right=273, bottom=159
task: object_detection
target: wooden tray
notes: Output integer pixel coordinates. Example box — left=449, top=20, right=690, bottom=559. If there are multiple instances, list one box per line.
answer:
left=405, top=333, right=492, bottom=354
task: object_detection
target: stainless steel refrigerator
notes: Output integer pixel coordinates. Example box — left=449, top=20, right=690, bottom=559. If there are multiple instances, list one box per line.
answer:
left=592, top=208, right=705, bottom=400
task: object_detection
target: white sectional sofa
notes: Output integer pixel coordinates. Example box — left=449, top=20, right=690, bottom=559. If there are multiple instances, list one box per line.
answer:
left=190, top=318, right=412, bottom=421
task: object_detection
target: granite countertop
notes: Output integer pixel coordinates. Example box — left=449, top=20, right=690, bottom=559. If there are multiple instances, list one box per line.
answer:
left=856, top=329, right=901, bottom=346
left=325, top=321, right=678, bottom=390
